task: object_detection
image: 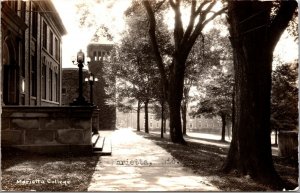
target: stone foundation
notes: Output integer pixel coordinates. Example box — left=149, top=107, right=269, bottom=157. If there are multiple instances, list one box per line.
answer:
left=1, top=106, right=95, bottom=155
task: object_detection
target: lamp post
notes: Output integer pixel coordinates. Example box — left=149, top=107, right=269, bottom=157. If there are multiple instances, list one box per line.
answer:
left=70, top=49, right=89, bottom=106
left=85, top=73, right=98, bottom=106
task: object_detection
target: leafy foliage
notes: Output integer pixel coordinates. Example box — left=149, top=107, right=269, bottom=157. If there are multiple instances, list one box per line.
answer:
left=192, top=68, right=233, bottom=121
left=271, top=62, right=298, bottom=131
left=114, top=2, right=163, bottom=111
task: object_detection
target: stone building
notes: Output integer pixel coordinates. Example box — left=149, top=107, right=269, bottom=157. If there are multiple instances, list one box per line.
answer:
left=1, top=1, right=96, bottom=154
left=87, top=43, right=116, bottom=130
left=1, top=0, right=66, bottom=106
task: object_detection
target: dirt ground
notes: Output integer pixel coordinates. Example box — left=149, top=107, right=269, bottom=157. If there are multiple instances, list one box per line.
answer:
left=137, top=131, right=299, bottom=191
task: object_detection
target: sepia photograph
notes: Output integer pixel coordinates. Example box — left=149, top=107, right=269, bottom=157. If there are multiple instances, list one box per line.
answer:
left=0, top=0, right=299, bottom=191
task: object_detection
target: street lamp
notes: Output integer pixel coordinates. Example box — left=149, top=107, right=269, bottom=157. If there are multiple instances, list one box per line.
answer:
left=85, top=73, right=98, bottom=106
left=70, top=49, right=90, bottom=106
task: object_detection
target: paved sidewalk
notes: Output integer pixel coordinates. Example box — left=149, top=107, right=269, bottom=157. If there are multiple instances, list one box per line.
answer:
left=88, top=128, right=219, bottom=191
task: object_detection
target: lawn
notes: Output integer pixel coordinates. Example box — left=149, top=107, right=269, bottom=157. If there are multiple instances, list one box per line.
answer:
left=136, top=131, right=299, bottom=191
left=1, top=149, right=100, bottom=192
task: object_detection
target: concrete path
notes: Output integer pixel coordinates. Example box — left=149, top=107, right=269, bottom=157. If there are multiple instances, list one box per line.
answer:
left=88, top=128, right=219, bottom=191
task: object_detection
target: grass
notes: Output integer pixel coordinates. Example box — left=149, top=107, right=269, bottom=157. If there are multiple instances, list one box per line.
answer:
left=1, top=131, right=298, bottom=191
left=1, top=149, right=100, bottom=192
left=136, top=131, right=299, bottom=191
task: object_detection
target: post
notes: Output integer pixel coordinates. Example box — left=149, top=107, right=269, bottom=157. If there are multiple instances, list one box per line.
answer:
left=70, top=50, right=89, bottom=106
left=78, top=62, right=84, bottom=101
left=90, top=81, right=93, bottom=105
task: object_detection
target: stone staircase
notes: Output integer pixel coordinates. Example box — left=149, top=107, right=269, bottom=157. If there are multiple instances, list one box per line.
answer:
left=92, top=134, right=112, bottom=156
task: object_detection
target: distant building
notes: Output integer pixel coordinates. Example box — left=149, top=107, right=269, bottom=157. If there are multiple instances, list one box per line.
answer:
left=117, top=103, right=229, bottom=135
left=1, top=0, right=66, bottom=106
left=86, top=43, right=116, bottom=130
left=61, top=68, right=90, bottom=106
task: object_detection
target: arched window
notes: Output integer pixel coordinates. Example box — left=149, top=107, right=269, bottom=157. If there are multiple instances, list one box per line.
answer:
left=2, top=38, right=18, bottom=105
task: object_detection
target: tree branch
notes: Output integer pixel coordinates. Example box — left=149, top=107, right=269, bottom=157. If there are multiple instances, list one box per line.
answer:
left=268, top=0, right=297, bottom=50
left=142, top=0, right=169, bottom=95
left=169, top=0, right=176, bottom=9
left=181, top=1, right=197, bottom=45
left=202, top=7, right=227, bottom=27
left=154, top=0, right=167, bottom=12
left=195, top=1, right=211, bottom=15
left=169, top=0, right=184, bottom=51
left=187, top=5, right=227, bottom=53
left=200, top=1, right=217, bottom=19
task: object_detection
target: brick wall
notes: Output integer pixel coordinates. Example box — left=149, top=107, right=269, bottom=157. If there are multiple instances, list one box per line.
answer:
left=61, top=68, right=90, bottom=106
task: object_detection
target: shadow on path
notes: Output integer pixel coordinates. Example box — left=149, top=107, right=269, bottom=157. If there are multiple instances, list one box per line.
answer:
left=88, top=128, right=220, bottom=191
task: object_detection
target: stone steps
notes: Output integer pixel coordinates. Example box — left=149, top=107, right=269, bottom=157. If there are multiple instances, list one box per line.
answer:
left=92, top=134, right=100, bottom=147
left=93, top=137, right=105, bottom=151
left=93, top=136, right=112, bottom=156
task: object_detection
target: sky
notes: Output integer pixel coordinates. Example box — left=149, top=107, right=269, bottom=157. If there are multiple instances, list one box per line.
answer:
left=52, top=0, right=298, bottom=69
left=52, top=0, right=131, bottom=68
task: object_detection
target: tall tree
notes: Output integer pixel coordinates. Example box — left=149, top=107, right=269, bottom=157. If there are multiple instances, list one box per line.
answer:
left=271, top=62, right=298, bottom=144
left=222, top=1, right=297, bottom=188
left=153, top=100, right=169, bottom=137
left=142, top=0, right=226, bottom=144
left=181, top=24, right=232, bottom=136
left=192, top=69, right=233, bottom=142
left=116, top=3, right=163, bottom=133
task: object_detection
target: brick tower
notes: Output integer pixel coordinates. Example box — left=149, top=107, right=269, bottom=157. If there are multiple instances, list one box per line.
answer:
left=87, top=43, right=116, bottom=130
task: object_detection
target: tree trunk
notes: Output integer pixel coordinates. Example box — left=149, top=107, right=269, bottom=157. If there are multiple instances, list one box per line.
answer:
left=168, top=59, right=186, bottom=144
left=221, top=114, right=226, bottom=142
left=163, top=118, right=167, bottom=133
left=275, top=127, right=278, bottom=146
left=181, top=101, right=187, bottom=135
left=137, top=100, right=141, bottom=132
left=222, top=1, right=296, bottom=188
left=144, top=100, right=149, bottom=133
left=161, top=100, right=164, bottom=138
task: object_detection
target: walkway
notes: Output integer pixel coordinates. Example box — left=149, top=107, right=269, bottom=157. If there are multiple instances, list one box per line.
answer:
left=88, top=128, right=219, bottom=191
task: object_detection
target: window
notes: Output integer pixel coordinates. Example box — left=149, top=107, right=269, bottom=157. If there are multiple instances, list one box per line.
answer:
left=41, top=63, right=46, bottom=99
left=49, top=68, right=53, bottom=101
left=55, top=38, right=59, bottom=61
left=14, top=1, right=18, bottom=12
left=21, top=1, right=26, bottom=21
left=150, top=123, right=153, bottom=128
left=19, top=42, right=25, bottom=77
left=31, top=3, right=38, bottom=39
left=55, top=72, right=59, bottom=102
left=92, top=51, right=97, bottom=61
left=43, top=21, right=47, bottom=49
left=49, top=31, right=53, bottom=55
left=62, top=88, right=66, bottom=95
left=98, top=51, right=101, bottom=61
left=189, top=123, right=193, bottom=128
left=52, top=71, right=57, bottom=102
left=8, top=1, right=17, bottom=12
left=31, top=55, right=37, bottom=97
